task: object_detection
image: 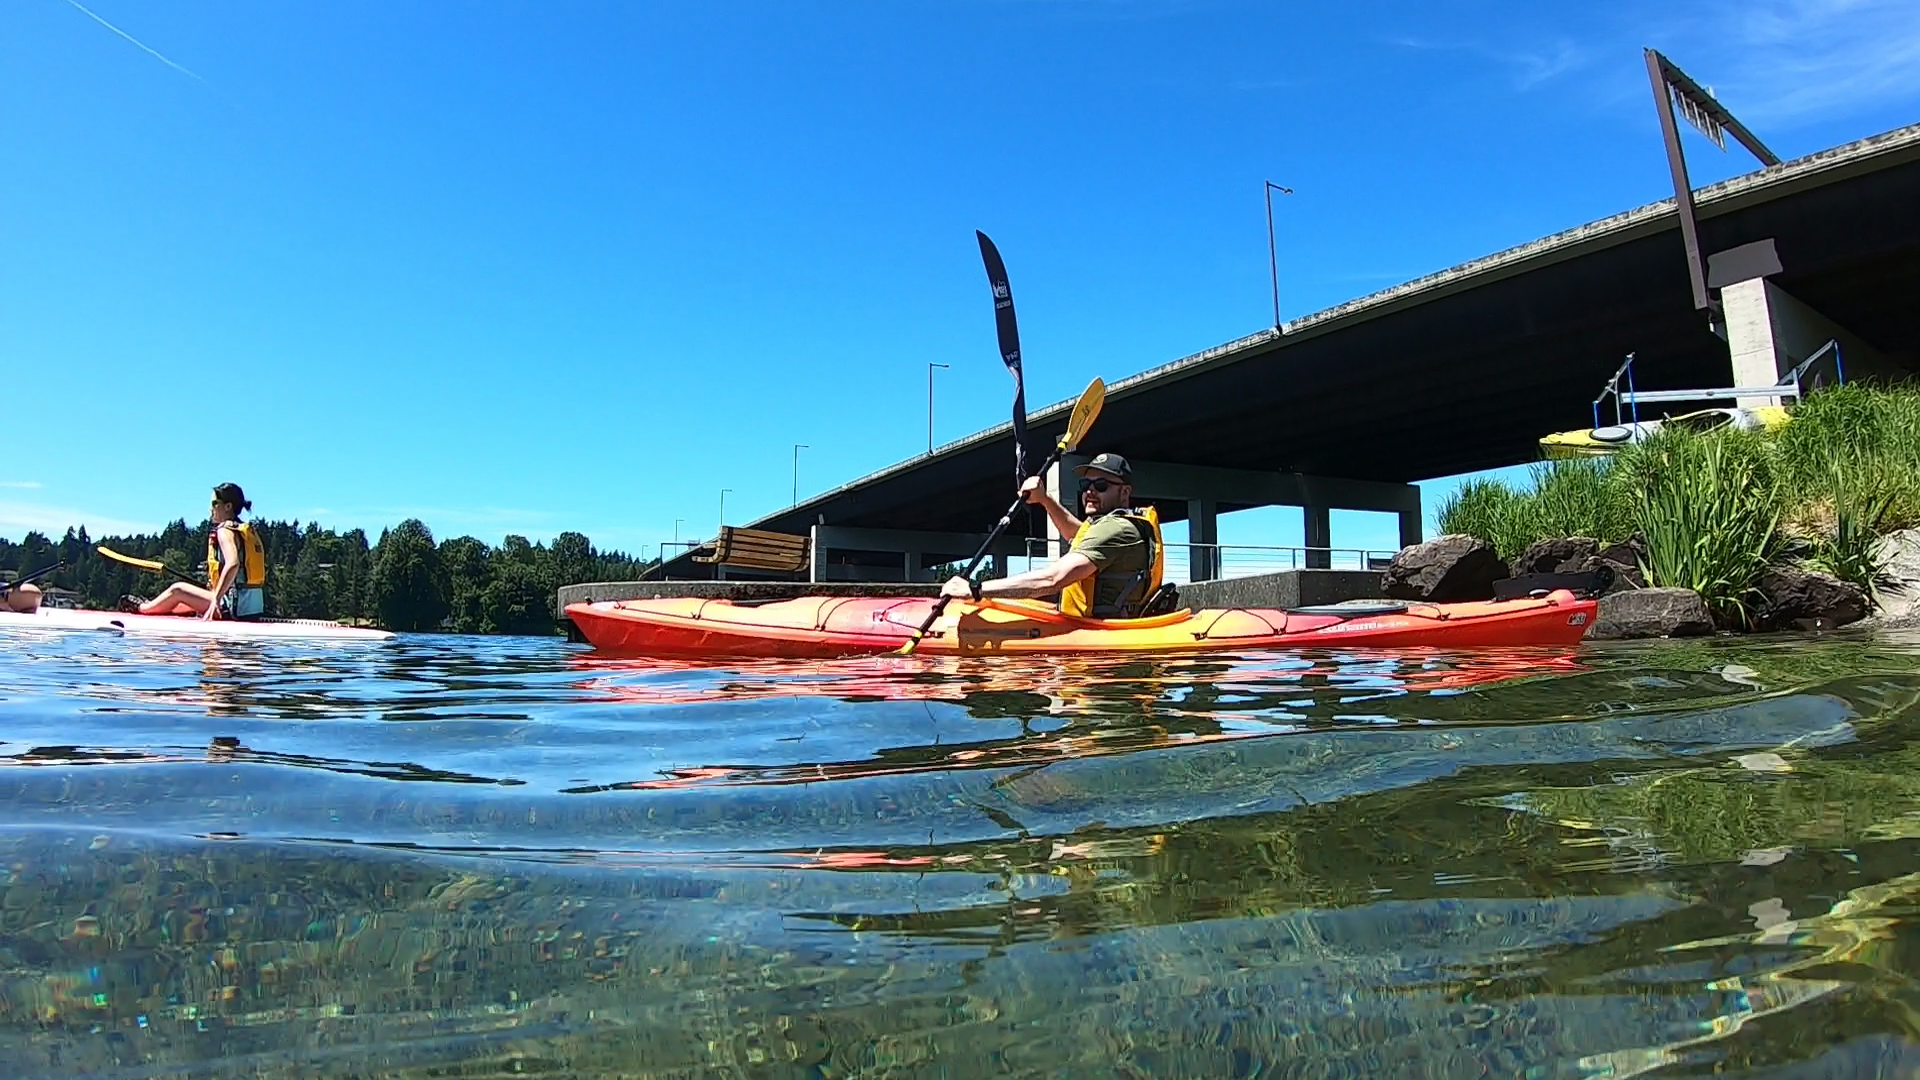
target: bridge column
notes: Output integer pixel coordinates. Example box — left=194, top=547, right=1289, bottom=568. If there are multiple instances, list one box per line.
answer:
left=1187, top=499, right=1219, bottom=582
left=1043, top=458, right=1070, bottom=559
left=1303, top=505, right=1332, bottom=570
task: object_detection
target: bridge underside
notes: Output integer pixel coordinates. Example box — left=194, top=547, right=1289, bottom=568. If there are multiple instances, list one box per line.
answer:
left=657, top=124, right=1920, bottom=581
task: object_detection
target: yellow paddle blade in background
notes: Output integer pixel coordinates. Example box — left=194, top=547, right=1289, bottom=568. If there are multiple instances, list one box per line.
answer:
left=98, top=544, right=201, bottom=582
left=97, top=545, right=169, bottom=572
left=1061, top=377, right=1105, bottom=452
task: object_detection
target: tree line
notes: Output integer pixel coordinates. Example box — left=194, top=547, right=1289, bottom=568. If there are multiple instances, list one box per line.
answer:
left=0, top=518, right=656, bottom=635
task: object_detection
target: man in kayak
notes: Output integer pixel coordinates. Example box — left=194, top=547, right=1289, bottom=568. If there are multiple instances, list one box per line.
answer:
left=127, top=483, right=269, bottom=621
left=939, top=452, right=1161, bottom=618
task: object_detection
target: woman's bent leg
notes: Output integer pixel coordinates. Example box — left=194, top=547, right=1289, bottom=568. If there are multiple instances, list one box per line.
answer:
left=139, top=582, right=214, bottom=616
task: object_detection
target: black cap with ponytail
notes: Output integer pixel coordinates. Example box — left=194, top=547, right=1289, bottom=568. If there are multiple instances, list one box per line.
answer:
left=213, top=483, right=252, bottom=515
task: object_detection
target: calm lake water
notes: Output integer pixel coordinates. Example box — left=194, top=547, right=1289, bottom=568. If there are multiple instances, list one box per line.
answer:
left=3, top=624, right=1920, bottom=1077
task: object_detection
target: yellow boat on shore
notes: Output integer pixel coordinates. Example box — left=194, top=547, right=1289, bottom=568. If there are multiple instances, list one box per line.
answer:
left=1539, top=405, right=1792, bottom=459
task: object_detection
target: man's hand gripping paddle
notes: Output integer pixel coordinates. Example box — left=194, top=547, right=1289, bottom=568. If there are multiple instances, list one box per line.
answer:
left=896, top=376, right=1105, bottom=656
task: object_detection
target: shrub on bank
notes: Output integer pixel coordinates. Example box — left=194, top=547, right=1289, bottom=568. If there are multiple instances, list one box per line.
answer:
left=1435, top=382, right=1920, bottom=626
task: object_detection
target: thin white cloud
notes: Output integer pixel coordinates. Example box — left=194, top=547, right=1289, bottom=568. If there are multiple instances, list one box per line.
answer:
left=1510, top=41, right=1589, bottom=89
left=0, top=499, right=157, bottom=538
left=1387, top=35, right=1592, bottom=91
left=57, top=0, right=207, bottom=84
left=0, top=482, right=44, bottom=490
left=1703, top=0, right=1920, bottom=122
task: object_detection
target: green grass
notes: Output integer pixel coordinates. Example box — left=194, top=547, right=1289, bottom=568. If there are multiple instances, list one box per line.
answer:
left=1526, top=457, right=1634, bottom=548
left=1434, top=478, right=1533, bottom=561
left=1434, top=383, right=1920, bottom=616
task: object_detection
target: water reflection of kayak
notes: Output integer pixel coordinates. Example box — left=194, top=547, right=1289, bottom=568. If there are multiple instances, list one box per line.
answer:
left=562, top=649, right=1594, bottom=791
left=566, top=592, right=1598, bottom=659
left=572, top=649, right=1590, bottom=709
left=0, top=606, right=394, bottom=642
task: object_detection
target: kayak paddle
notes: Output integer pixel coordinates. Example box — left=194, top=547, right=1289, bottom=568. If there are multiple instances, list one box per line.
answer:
left=896, top=375, right=1105, bottom=656
left=97, top=544, right=199, bottom=581
left=1, top=560, right=65, bottom=596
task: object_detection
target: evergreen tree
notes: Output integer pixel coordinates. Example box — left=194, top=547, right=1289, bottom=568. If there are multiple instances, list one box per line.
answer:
left=440, top=536, right=492, bottom=634
left=368, top=519, right=450, bottom=632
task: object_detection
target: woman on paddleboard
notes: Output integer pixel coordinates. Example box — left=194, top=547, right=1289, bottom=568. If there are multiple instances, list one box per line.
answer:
left=127, top=483, right=268, bottom=621
left=2, top=582, right=41, bottom=614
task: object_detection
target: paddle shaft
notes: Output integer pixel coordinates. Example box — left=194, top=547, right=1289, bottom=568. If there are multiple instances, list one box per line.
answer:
left=0, top=560, right=64, bottom=596
left=98, top=545, right=202, bottom=582
left=902, top=441, right=1071, bottom=647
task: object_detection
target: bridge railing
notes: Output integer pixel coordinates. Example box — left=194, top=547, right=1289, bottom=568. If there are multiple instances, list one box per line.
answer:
left=1013, top=539, right=1397, bottom=585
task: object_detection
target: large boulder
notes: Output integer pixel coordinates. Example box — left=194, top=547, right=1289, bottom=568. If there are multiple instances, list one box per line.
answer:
left=1589, top=588, right=1715, bottom=639
left=1754, top=565, right=1869, bottom=631
left=1381, top=535, right=1509, bottom=602
left=1509, top=535, right=1645, bottom=594
left=1592, top=537, right=1649, bottom=592
left=1864, top=528, right=1920, bottom=629
left=1509, top=537, right=1599, bottom=575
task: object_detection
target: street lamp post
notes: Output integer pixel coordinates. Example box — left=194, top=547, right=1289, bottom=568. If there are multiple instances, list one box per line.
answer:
left=792, top=444, right=808, bottom=506
left=1265, top=180, right=1293, bottom=330
left=719, top=489, right=732, bottom=533
left=927, top=362, right=949, bottom=453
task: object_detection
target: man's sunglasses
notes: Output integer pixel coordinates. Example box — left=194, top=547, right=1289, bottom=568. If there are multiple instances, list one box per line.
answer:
left=1078, top=478, right=1124, bottom=494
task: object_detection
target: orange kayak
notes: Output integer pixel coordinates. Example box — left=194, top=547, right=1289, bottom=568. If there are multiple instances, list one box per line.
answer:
left=564, top=591, right=1597, bottom=659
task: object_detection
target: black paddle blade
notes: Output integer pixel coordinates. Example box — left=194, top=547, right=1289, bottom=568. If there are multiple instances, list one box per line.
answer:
left=977, top=230, right=1030, bottom=489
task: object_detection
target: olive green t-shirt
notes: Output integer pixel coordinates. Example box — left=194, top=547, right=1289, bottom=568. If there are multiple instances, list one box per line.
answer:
left=1069, top=512, right=1151, bottom=615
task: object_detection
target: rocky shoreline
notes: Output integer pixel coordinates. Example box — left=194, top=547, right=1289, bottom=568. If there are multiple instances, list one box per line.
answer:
left=1380, top=529, right=1919, bottom=640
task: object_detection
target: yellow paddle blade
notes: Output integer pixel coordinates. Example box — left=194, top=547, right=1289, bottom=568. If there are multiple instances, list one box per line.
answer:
left=96, top=544, right=169, bottom=573
left=1060, top=376, right=1105, bottom=452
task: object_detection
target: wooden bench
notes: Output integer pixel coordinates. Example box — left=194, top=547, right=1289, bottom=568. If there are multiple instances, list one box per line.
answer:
left=692, top=526, right=811, bottom=575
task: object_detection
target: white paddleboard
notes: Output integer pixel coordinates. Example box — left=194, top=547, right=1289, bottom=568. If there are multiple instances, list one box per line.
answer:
left=0, top=607, right=395, bottom=642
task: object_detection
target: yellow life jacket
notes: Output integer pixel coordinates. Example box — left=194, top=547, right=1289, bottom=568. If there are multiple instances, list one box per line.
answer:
left=207, top=521, right=269, bottom=589
left=1059, top=505, right=1164, bottom=619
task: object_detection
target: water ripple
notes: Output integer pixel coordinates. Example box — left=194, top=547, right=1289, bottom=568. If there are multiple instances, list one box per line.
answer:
left=4, top=625, right=1920, bottom=1076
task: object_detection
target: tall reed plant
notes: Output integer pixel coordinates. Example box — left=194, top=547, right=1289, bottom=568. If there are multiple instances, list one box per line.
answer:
left=1628, top=428, right=1784, bottom=628
left=1525, top=458, right=1634, bottom=546
left=1435, top=478, right=1534, bottom=560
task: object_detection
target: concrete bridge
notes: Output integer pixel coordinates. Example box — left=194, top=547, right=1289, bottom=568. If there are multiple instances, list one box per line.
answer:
left=655, top=121, right=1920, bottom=585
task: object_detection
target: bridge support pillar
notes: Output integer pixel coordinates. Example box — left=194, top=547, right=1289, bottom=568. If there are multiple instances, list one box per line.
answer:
left=1710, top=238, right=1898, bottom=406
left=1187, top=499, right=1220, bottom=581
left=1399, top=503, right=1422, bottom=550
left=1303, top=505, right=1332, bottom=569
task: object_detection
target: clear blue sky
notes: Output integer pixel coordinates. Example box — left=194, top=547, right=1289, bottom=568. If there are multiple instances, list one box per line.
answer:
left=3, top=1, right=1916, bottom=560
